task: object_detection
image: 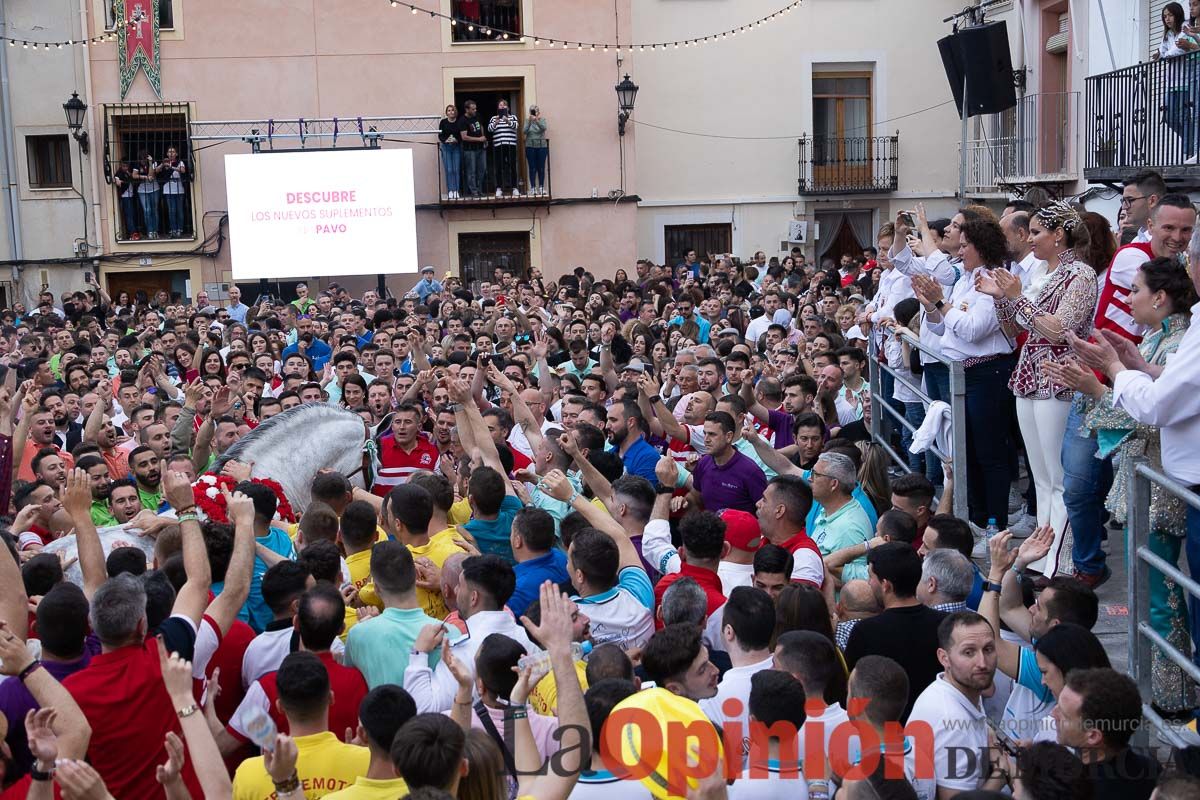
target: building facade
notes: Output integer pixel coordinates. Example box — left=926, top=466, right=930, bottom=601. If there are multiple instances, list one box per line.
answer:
left=0, top=0, right=102, bottom=308
left=630, top=0, right=969, bottom=268
left=7, top=0, right=642, bottom=304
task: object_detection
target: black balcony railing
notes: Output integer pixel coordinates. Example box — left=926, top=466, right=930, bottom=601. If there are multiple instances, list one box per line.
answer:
left=437, top=141, right=551, bottom=205
left=451, top=0, right=522, bottom=42
left=798, top=135, right=899, bottom=194
left=1085, top=51, right=1200, bottom=182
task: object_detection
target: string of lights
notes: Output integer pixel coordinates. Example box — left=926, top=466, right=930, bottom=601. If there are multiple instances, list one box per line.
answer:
left=0, top=0, right=802, bottom=51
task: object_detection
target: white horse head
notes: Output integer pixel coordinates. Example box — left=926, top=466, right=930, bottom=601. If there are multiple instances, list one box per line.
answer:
left=212, top=404, right=368, bottom=514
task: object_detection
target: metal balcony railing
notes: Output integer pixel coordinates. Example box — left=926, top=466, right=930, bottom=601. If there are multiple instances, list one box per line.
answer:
left=437, top=140, right=551, bottom=205
left=963, top=92, right=1079, bottom=195
left=797, top=135, right=898, bottom=195
left=1085, top=51, right=1200, bottom=182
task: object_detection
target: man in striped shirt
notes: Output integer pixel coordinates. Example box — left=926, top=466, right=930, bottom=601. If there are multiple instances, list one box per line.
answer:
left=372, top=401, right=439, bottom=496
left=487, top=100, right=520, bottom=198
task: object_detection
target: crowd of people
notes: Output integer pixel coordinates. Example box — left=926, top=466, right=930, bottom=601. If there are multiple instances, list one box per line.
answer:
left=2, top=171, right=1200, bottom=800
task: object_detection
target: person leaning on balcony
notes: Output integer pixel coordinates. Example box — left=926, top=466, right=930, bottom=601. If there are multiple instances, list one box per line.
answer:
left=132, top=150, right=162, bottom=239
left=1157, top=2, right=1200, bottom=162
left=438, top=104, right=464, bottom=200
left=523, top=105, right=548, bottom=197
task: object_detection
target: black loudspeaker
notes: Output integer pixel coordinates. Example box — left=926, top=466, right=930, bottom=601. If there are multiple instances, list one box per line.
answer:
left=938, top=21, right=1018, bottom=118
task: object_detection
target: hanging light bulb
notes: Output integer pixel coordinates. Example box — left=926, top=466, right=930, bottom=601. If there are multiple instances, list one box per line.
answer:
left=450, top=18, right=457, bottom=25
left=533, top=37, right=539, bottom=45
left=467, top=23, right=474, bottom=31
left=483, top=27, right=490, bottom=34
left=410, top=5, right=418, bottom=13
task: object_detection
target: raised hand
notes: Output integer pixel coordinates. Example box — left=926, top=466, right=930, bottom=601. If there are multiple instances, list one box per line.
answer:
left=993, top=268, right=1022, bottom=299
left=155, top=731, right=185, bottom=788
left=25, top=708, right=59, bottom=766
left=441, top=637, right=473, bottom=690
left=539, top=469, right=575, bottom=503
left=1099, top=329, right=1151, bottom=372
left=974, top=270, right=1003, bottom=299
left=987, top=530, right=1017, bottom=581
left=1015, top=525, right=1055, bottom=570
left=1040, top=359, right=1104, bottom=398
left=519, top=580, right=574, bottom=654
left=163, top=470, right=195, bottom=512
left=1066, top=330, right=1121, bottom=374
left=225, top=488, right=255, bottom=528
left=62, top=468, right=92, bottom=519
left=654, top=455, right=681, bottom=489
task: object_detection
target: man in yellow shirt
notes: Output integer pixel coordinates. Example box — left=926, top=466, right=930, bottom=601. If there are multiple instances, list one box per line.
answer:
left=322, top=685, right=414, bottom=799
left=339, top=500, right=383, bottom=637
left=399, top=472, right=468, bottom=619
left=232, top=651, right=369, bottom=800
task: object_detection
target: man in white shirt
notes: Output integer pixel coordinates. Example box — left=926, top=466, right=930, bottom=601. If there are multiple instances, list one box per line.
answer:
left=844, top=655, right=935, bottom=800
left=404, top=554, right=538, bottom=712
left=727, top=670, right=811, bottom=799
left=773, top=630, right=849, bottom=760
left=745, top=291, right=784, bottom=347
left=907, top=611, right=1007, bottom=797
left=1000, top=211, right=1047, bottom=292
left=700, top=587, right=776, bottom=746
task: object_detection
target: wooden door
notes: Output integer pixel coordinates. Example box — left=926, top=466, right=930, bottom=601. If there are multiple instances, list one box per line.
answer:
left=105, top=270, right=175, bottom=304
left=812, top=73, right=873, bottom=191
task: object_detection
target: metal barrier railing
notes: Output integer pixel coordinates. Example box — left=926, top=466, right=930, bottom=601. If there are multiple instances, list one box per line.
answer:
left=867, top=328, right=968, bottom=521
left=1127, top=458, right=1200, bottom=748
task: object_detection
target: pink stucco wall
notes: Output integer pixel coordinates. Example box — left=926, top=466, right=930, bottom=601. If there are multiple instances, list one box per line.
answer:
left=87, top=0, right=636, bottom=289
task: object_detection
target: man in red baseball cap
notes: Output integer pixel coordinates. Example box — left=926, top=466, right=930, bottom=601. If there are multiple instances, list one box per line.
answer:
left=716, top=508, right=763, bottom=592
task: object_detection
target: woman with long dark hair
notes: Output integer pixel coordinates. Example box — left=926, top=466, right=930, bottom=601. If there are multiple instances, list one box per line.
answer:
left=1047, top=256, right=1197, bottom=713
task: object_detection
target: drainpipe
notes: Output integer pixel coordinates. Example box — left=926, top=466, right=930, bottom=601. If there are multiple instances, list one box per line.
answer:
left=78, top=0, right=103, bottom=260
left=0, top=3, right=24, bottom=284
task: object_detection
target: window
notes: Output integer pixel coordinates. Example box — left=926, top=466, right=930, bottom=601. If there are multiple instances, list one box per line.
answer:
left=664, top=224, right=732, bottom=266
left=451, top=0, right=522, bottom=42
left=457, top=231, right=530, bottom=286
left=105, top=1, right=174, bottom=30
left=813, top=74, right=872, bottom=161
left=26, top=135, right=72, bottom=189
left=103, top=102, right=195, bottom=242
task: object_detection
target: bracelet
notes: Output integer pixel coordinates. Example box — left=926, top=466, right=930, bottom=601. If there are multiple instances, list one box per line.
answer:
left=177, top=703, right=199, bottom=719
left=174, top=505, right=197, bottom=515
left=649, top=395, right=663, bottom=404
left=273, top=772, right=301, bottom=794
left=567, top=491, right=579, bottom=505
left=509, top=710, right=528, bottom=720
left=674, top=469, right=690, bottom=489
left=17, top=661, right=42, bottom=683
left=30, top=762, right=53, bottom=782
left=178, top=513, right=200, bottom=524
left=1010, top=564, right=1024, bottom=582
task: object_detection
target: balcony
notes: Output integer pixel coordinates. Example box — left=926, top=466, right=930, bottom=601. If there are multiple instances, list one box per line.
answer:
left=797, top=135, right=898, bottom=195
left=437, top=140, right=551, bottom=207
left=1085, top=52, right=1200, bottom=184
left=963, top=92, right=1079, bottom=196
left=450, top=0, right=522, bottom=42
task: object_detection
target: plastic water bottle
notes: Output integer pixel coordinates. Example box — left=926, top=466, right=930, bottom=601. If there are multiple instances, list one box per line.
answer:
left=517, top=641, right=593, bottom=672
left=984, top=517, right=1000, bottom=568
left=243, top=706, right=278, bottom=752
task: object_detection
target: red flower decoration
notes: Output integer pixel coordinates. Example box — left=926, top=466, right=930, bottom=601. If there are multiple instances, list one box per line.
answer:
left=192, top=474, right=296, bottom=525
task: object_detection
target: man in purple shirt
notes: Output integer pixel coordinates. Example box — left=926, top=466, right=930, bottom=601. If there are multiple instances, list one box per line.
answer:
left=0, top=582, right=96, bottom=780
left=683, top=412, right=768, bottom=514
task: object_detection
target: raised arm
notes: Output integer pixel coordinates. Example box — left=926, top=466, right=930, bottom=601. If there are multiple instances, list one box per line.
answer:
left=981, top=532, right=1023, bottom=680
left=541, top=470, right=639, bottom=568
left=597, top=324, right=620, bottom=391
left=61, top=468, right=108, bottom=601
left=164, top=469, right=211, bottom=626
left=449, top=378, right=511, bottom=494
left=530, top=332, right=559, bottom=404
left=739, top=369, right=772, bottom=424
left=560, top=433, right=614, bottom=508
left=204, top=489, right=256, bottom=635
left=0, top=625, right=92, bottom=760
left=171, top=379, right=204, bottom=457
left=640, top=374, right=691, bottom=444
left=12, top=382, right=37, bottom=481
left=741, top=420, right=803, bottom=477
left=0, top=514, right=28, bottom=639
left=515, top=582, right=589, bottom=800
left=489, top=364, right=545, bottom=458
left=158, top=641, right=233, bottom=800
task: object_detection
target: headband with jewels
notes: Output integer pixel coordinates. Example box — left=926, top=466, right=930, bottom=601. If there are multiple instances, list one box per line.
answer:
left=1035, top=200, right=1083, bottom=233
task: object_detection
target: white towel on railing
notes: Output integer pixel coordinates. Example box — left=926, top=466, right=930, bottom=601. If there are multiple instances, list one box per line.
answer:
left=910, top=400, right=952, bottom=460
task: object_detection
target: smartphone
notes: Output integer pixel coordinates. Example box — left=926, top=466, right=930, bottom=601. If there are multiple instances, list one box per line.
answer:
left=899, top=211, right=916, bottom=227
left=986, top=717, right=1020, bottom=757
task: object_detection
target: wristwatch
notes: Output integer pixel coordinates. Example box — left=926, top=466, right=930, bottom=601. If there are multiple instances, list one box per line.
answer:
left=934, top=300, right=945, bottom=311
left=983, top=580, right=1003, bottom=594
left=656, top=484, right=677, bottom=495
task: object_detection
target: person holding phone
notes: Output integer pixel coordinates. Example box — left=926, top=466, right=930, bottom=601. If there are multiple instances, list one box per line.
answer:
left=460, top=99, right=487, bottom=199
left=113, top=161, right=140, bottom=240
left=488, top=99, right=520, bottom=198
left=159, top=146, right=188, bottom=238
left=524, top=105, right=548, bottom=196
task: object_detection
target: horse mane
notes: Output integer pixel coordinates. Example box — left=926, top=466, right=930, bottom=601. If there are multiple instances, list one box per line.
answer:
left=211, top=403, right=364, bottom=472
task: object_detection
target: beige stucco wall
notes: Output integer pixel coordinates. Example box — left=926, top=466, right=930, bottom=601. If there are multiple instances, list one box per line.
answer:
left=78, top=0, right=635, bottom=292
left=630, top=0, right=969, bottom=260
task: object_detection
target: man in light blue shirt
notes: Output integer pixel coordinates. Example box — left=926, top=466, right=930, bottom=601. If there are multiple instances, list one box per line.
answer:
left=345, top=541, right=443, bottom=688
left=809, top=452, right=873, bottom=581
left=414, top=266, right=444, bottom=303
